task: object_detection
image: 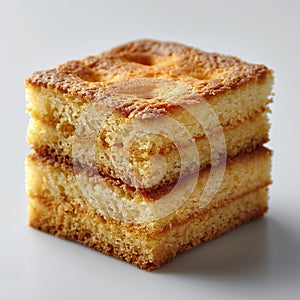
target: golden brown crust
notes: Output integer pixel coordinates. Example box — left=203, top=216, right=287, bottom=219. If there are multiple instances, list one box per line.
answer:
left=25, top=39, right=272, bottom=118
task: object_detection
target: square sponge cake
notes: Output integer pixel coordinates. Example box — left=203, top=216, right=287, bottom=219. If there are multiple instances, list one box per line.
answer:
left=25, top=40, right=273, bottom=270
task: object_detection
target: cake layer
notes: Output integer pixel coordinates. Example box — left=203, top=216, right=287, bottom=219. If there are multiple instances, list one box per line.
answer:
left=25, top=76, right=272, bottom=140
left=28, top=186, right=268, bottom=271
left=27, top=112, right=269, bottom=189
left=26, top=147, right=271, bottom=227
left=25, top=39, right=273, bottom=123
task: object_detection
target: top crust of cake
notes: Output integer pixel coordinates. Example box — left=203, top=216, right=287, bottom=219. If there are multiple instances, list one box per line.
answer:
left=25, top=39, right=272, bottom=118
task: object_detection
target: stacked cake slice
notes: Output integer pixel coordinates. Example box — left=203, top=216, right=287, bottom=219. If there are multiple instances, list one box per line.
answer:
left=25, top=40, right=273, bottom=270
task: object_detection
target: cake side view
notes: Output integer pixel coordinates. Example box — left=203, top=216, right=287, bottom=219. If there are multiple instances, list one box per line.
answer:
left=25, top=40, right=273, bottom=271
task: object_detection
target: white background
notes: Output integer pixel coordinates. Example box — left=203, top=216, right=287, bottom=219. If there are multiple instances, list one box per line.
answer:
left=1, top=0, right=299, bottom=299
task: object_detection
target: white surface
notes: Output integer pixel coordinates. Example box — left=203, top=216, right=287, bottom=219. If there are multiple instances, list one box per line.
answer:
left=1, top=0, right=300, bottom=299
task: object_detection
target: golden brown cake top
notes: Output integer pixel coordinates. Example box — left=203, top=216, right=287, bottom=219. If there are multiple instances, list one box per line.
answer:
left=25, top=39, right=272, bottom=118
